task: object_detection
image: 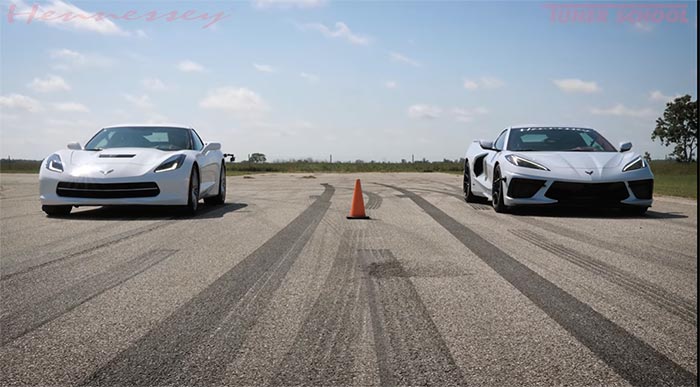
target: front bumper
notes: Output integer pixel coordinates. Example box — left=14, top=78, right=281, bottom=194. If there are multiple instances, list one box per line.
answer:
left=500, top=169, right=654, bottom=208
left=39, top=169, right=190, bottom=206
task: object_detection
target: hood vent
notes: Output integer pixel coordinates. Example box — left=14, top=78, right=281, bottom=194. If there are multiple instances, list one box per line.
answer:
left=99, top=154, right=136, bottom=158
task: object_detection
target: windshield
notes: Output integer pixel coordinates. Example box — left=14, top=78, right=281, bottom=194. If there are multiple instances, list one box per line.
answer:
left=507, top=127, right=616, bottom=152
left=85, top=127, right=192, bottom=151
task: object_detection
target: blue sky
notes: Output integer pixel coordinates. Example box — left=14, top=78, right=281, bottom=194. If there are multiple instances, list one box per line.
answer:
left=0, top=0, right=697, bottom=161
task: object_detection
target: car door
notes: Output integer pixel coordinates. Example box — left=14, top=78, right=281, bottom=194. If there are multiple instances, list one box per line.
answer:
left=482, top=129, right=508, bottom=194
left=191, top=129, right=218, bottom=195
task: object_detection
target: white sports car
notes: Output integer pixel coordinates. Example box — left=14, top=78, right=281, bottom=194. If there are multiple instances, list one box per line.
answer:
left=463, top=126, right=654, bottom=214
left=39, top=125, right=227, bottom=216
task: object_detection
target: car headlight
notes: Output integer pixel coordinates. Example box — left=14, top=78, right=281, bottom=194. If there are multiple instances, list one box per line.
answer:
left=45, top=154, right=64, bottom=173
left=154, top=154, right=186, bottom=173
left=623, top=156, right=646, bottom=172
left=505, top=154, right=550, bottom=171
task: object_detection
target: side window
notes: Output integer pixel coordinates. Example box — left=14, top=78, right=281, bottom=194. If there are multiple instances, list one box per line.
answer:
left=494, top=130, right=507, bottom=150
left=190, top=130, right=204, bottom=151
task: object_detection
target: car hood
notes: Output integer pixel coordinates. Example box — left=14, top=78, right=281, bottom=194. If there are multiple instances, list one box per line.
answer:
left=508, top=151, right=638, bottom=171
left=69, top=148, right=175, bottom=167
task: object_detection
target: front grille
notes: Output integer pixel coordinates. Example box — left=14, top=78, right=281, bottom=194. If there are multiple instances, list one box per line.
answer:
left=56, top=182, right=160, bottom=198
left=545, top=181, right=629, bottom=204
left=507, top=178, right=546, bottom=199
left=628, top=179, right=654, bottom=200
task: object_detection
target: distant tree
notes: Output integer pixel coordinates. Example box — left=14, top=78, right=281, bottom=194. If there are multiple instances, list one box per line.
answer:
left=652, top=95, right=698, bottom=162
left=643, top=151, right=652, bottom=162
left=248, top=153, right=267, bottom=163
left=401, top=159, right=407, bottom=164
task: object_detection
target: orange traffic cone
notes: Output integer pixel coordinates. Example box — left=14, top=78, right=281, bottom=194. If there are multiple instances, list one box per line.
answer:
left=347, top=179, right=370, bottom=219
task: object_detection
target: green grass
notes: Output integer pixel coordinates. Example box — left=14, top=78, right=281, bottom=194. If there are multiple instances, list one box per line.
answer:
left=649, top=160, right=697, bottom=198
left=2, top=159, right=695, bottom=198
left=225, top=161, right=463, bottom=174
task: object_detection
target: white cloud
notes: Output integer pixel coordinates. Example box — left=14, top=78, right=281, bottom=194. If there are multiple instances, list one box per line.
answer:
left=590, top=104, right=655, bottom=117
left=553, top=78, right=600, bottom=93
left=253, top=63, right=277, bottom=73
left=408, top=104, right=441, bottom=120
left=633, top=21, right=654, bottom=32
left=463, top=77, right=505, bottom=90
left=49, top=48, right=113, bottom=70
left=142, top=78, right=167, bottom=91
left=9, top=0, right=128, bottom=36
left=463, top=80, right=479, bottom=90
left=389, top=51, right=421, bottom=67
left=254, top=0, right=325, bottom=8
left=177, top=60, right=205, bottom=73
left=452, top=106, right=489, bottom=122
left=28, top=75, right=70, bottom=92
left=123, top=94, right=153, bottom=109
left=301, top=22, right=370, bottom=45
left=385, top=81, right=398, bottom=89
left=52, top=102, right=89, bottom=112
left=649, top=90, right=682, bottom=102
left=199, top=87, right=268, bottom=117
left=480, top=77, right=505, bottom=89
left=0, top=93, right=43, bottom=112
left=300, top=72, right=319, bottom=82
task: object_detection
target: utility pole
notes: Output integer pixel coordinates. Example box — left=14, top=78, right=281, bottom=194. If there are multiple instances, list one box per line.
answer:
left=411, top=154, right=414, bottom=163
left=330, top=154, right=332, bottom=163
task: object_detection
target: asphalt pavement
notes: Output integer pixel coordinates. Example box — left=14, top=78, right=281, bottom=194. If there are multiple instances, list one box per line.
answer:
left=0, top=173, right=696, bottom=386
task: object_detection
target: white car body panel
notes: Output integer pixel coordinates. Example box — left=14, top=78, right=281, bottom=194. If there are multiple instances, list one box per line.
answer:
left=39, top=126, right=224, bottom=207
left=464, top=126, right=654, bottom=209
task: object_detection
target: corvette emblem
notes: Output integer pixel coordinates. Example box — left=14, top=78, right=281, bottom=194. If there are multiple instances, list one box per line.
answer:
left=584, top=170, right=593, bottom=175
left=99, top=169, right=114, bottom=175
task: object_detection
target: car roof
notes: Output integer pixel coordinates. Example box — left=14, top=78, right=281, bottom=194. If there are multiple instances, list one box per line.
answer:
left=507, top=125, right=596, bottom=131
left=102, top=124, right=193, bottom=130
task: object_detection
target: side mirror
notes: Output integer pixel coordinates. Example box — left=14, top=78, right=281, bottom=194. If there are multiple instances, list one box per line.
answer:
left=67, top=142, right=82, bottom=150
left=202, top=142, right=221, bottom=153
left=479, top=140, right=495, bottom=150
left=619, top=142, right=632, bottom=152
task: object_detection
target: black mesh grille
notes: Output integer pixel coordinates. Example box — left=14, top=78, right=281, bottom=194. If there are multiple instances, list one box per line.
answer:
left=507, top=178, right=546, bottom=199
left=628, top=179, right=654, bottom=200
left=545, top=181, right=629, bottom=204
left=56, top=182, right=160, bottom=198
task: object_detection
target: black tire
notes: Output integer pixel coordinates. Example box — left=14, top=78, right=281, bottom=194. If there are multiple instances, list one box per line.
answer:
left=463, top=160, right=478, bottom=203
left=183, top=166, right=200, bottom=215
left=42, top=205, right=72, bottom=216
left=622, top=205, right=648, bottom=216
left=204, top=163, right=226, bottom=205
left=491, top=166, right=509, bottom=213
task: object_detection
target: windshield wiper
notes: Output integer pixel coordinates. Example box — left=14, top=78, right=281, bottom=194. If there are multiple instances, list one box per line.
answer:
left=84, top=148, right=102, bottom=151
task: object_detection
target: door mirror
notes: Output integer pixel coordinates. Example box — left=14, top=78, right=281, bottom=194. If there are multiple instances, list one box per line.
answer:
left=67, top=142, right=82, bottom=150
left=202, top=142, right=221, bottom=153
left=479, top=140, right=495, bottom=150
left=619, top=142, right=632, bottom=152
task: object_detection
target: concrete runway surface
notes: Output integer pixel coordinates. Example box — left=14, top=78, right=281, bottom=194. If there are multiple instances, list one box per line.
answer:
left=0, top=173, right=696, bottom=386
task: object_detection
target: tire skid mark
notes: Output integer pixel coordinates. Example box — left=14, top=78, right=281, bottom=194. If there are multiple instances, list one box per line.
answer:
left=418, top=188, right=697, bottom=272
left=1, top=221, right=175, bottom=281
left=271, top=230, right=365, bottom=385
left=362, top=248, right=466, bottom=387
left=365, top=191, right=383, bottom=210
left=1, top=204, right=233, bottom=281
left=379, top=183, right=697, bottom=387
left=81, top=184, right=334, bottom=387
left=0, top=249, right=177, bottom=346
left=514, top=216, right=696, bottom=270
left=510, top=229, right=697, bottom=325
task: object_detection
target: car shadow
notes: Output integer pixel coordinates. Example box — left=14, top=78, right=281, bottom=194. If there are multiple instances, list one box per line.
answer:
left=64, top=202, right=248, bottom=220
left=510, top=206, right=688, bottom=219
